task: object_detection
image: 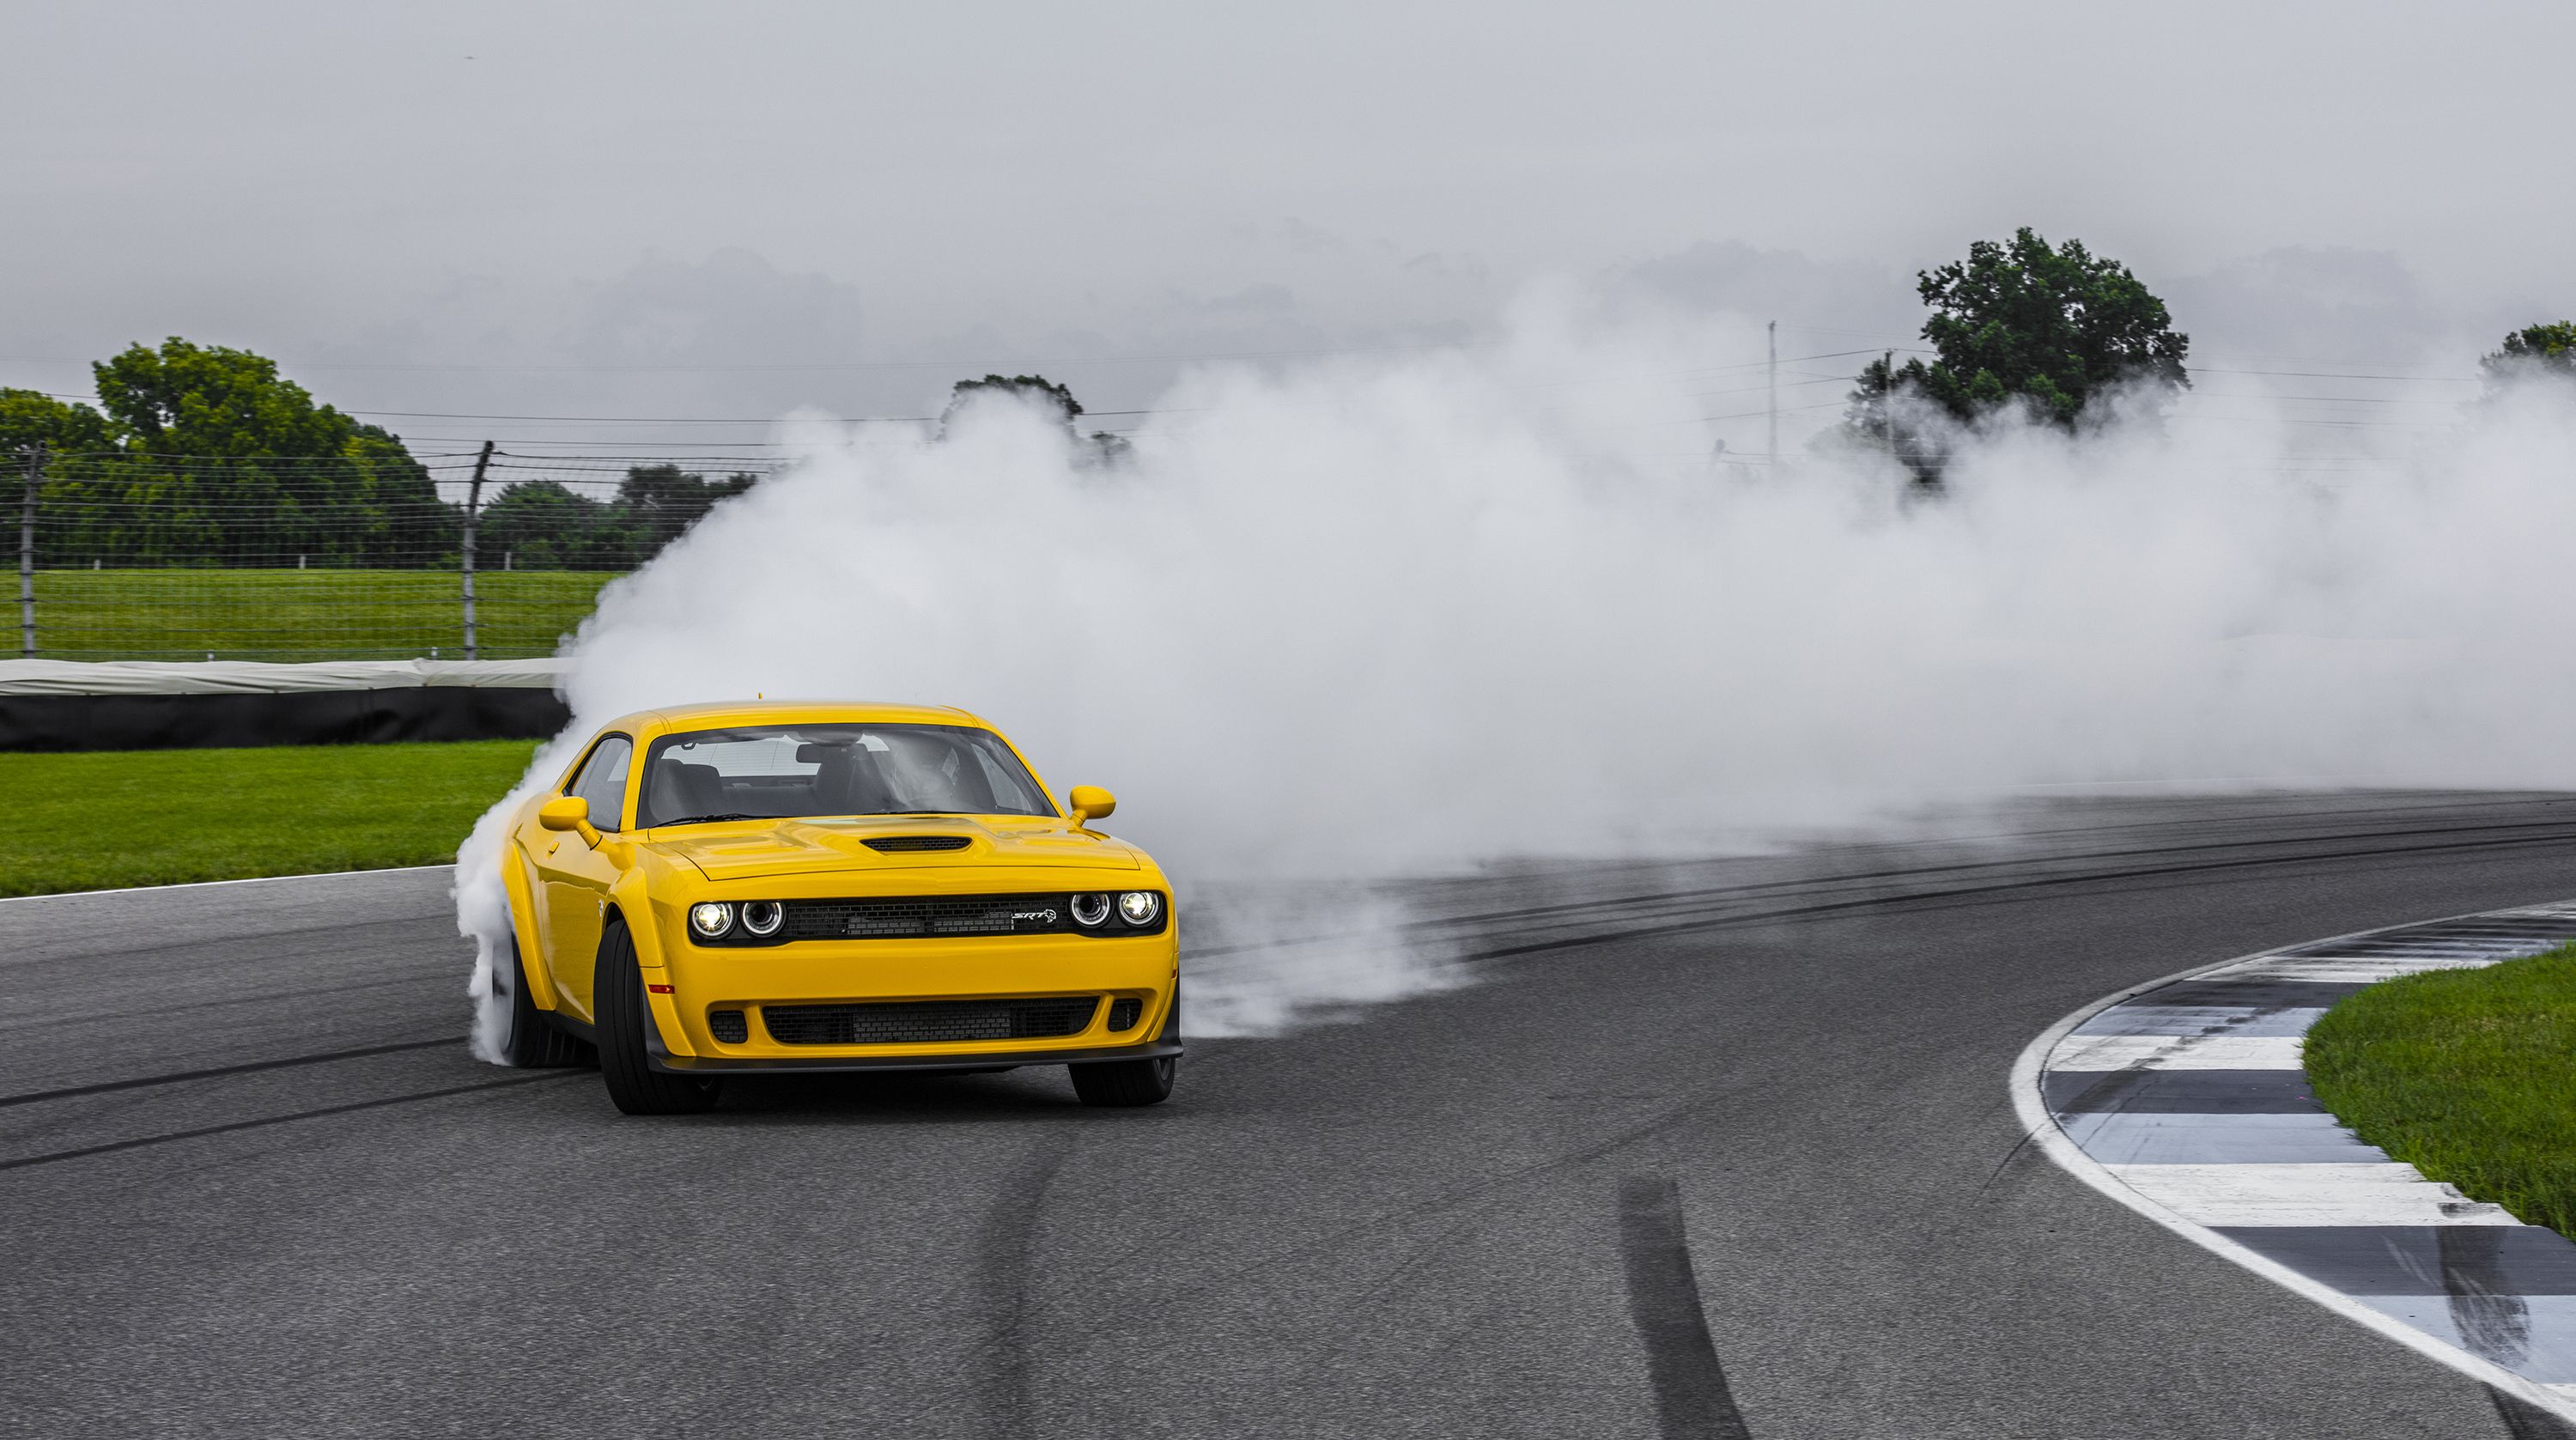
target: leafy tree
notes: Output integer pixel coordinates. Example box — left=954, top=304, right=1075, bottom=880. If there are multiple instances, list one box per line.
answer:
left=944, top=374, right=1087, bottom=425
left=616, top=463, right=759, bottom=551
left=1844, top=228, right=2190, bottom=477
left=2480, top=322, right=2576, bottom=398
left=0, top=390, right=115, bottom=458
left=477, top=482, right=625, bottom=571
left=1833, top=360, right=1950, bottom=481
left=16, top=337, right=764, bottom=574
left=940, top=373, right=1133, bottom=465
left=474, top=466, right=762, bottom=571
left=31, top=338, right=456, bottom=567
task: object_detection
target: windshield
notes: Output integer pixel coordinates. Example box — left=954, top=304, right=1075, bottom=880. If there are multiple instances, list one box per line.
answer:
left=635, top=723, right=1057, bottom=828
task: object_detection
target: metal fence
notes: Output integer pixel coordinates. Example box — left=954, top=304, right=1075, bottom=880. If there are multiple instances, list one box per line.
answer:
left=11, top=447, right=777, bottom=662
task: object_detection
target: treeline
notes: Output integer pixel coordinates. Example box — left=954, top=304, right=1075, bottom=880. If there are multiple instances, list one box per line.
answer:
left=0, top=339, right=760, bottom=570
left=2, top=340, right=456, bottom=567
left=475, top=465, right=757, bottom=570
left=0, top=342, right=1134, bottom=571
left=1836, top=227, right=2576, bottom=485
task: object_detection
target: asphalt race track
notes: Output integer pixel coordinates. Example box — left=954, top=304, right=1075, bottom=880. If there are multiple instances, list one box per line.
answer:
left=12, top=792, right=2576, bottom=1439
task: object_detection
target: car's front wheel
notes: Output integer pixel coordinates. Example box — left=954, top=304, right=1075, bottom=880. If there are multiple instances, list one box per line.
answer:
left=498, top=933, right=594, bottom=1068
left=594, top=919, right=723, bottom=1116
left=1069, top=1054, right=1176, bottom=1107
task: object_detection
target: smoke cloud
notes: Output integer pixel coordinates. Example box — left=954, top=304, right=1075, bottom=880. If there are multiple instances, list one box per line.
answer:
left=454, top=289, right=2576, bottom=1056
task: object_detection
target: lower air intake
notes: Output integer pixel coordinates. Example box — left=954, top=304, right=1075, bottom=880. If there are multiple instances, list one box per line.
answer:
left=761, top=998, right=1101, bottom=1046
left=708, top=1009, right=749, bottom=1044
left=1107, top=998, right=1144, bottom=1031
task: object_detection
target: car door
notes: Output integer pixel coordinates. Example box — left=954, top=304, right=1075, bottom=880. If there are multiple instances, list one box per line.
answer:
left=532, top=732, right=634, bottom=1022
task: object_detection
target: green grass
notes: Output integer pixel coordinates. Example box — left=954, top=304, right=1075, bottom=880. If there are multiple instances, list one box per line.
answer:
left=26, top=568, right=617, bottom=660
left=0, top=739, right=538, bottom=896
left=2306, top=944, right=2576, bottom=1236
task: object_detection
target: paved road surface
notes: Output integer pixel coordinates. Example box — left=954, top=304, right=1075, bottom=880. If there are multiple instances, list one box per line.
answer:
left=9, top=792, right=2576, bottom=1439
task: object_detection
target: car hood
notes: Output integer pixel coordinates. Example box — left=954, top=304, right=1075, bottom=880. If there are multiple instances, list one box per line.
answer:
left=648, top=815, right=1145, bottom=882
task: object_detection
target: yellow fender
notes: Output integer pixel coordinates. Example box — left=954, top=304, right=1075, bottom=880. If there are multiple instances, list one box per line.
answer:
left=501, top=841, right=561, bottom=1012
left=606, top=867, right=697, bottom=1059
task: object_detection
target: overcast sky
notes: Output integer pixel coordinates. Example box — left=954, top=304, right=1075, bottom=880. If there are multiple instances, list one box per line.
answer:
left=5, top=0, right=2567, bottom=451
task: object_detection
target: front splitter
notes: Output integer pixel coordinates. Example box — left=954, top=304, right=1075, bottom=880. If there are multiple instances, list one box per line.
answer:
left=649, top=1038, right=1182, bottom=1074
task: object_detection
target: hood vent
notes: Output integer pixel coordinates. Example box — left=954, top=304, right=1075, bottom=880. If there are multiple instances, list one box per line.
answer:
left=863, top=835, right=973, bottom=853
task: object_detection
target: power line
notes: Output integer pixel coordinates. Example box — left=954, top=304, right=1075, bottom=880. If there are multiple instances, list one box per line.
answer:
left=0, top=337, right=1510, bottom=375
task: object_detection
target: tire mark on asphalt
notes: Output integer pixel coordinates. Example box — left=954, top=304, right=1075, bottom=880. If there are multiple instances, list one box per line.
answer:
left=1619, top=1175, right=1754, bottom=1440
left=978, top=1139, right=1072, bottom=1439
left=1141, top=830, right=2576, bottom=1315
left=0, top=1071, right=576, bottom=1172
left=2490, top=1385, right=2576, bottom=1439
left=0, top=1036, right=461, bottom=1109
left=1462, top=828, right=2576, bottom=968
left=1192, top=816, right=2576, bottom=960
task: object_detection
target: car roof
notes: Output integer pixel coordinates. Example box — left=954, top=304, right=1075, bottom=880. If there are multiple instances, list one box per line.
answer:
left=599, top=699, right=993, bottom=735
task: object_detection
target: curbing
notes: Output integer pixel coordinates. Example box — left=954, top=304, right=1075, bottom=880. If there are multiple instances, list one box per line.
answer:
left=2013, top=902, right=2576, bottom=1420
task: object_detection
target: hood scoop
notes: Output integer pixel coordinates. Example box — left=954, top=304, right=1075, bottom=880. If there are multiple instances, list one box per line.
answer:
left=658, top=817, right=1140, bottom=879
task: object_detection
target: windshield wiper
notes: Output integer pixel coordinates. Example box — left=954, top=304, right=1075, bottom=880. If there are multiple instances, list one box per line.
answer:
left=655, top=813, right=760, bottom=827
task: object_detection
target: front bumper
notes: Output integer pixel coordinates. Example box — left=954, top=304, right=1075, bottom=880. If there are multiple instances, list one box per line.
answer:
left=648, top=1034, right=1181, bottom=1074
left=642, top=922, right=1179, bottom=1070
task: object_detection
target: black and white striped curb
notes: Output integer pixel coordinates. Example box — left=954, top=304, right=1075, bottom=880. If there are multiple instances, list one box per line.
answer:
left=2013, top=902, right=2576, bottom=1417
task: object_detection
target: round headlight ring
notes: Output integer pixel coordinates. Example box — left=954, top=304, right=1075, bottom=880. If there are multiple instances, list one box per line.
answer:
left=1117, top=890, right=1162, bottom=927
left=1070, top=892, right=1112, bottom=927
left=690, top=901, right=735, bottom=939
left=740, top=900, right=783, bottom=937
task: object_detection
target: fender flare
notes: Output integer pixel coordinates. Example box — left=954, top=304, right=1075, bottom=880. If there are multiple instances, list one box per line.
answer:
left=601, top=872, right=697, bottom=1059
left=500, top=842, right=561, bottom=1012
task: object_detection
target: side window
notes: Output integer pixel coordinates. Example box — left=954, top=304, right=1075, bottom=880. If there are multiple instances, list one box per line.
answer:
left=568, top=736, right=635, bottom=833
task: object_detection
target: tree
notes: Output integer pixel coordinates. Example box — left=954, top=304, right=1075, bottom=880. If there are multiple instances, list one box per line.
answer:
left=940, top=373, right=1133, bottom=465
left=474, top=465, right=763, bottom=571
left=0, top=390, right=115, bottom=458
left=476, top=481, right=625, bottom=571
left=2480, top=322, right=2576, bottom=398
left=616, top=463, right=759, bottom=552
left=32, top=338, right=456, bottom=567
left=943, top=374, right=1087, bottom=426
left=1844, top=228, right=2190, bottom=475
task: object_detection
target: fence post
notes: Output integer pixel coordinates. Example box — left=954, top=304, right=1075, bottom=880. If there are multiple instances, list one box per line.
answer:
left=17, top=445, right=39, bottom=659
left=461, top=440, right=493, bottom=662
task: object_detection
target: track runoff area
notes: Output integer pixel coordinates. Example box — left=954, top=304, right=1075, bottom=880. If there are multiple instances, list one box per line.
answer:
left=9, top=792, right=2576, bottom=1438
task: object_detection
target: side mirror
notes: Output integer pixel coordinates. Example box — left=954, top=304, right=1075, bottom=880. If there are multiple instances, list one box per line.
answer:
left=1067, top=786, right=1117, bottom=829
left=539, top=795, right=600, bottom=845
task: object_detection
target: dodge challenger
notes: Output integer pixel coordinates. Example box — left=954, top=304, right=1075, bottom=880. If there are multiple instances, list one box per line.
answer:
left=492, top=701, right=1179, bottom=1115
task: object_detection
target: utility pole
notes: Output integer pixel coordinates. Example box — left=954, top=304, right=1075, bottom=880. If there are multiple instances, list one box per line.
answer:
left=461, top=440, right=493, bottom=662
left=18, top=446, right=40, bottom=659
left=1765, top=321, right=1778, bottom=471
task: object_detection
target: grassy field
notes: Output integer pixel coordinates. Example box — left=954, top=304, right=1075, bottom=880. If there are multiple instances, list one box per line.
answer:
left=2305, top=944, right=2576, bottom=1236
left=0, top=740, right=539, bottom=896
left=25, top=568, right=618, bottom=660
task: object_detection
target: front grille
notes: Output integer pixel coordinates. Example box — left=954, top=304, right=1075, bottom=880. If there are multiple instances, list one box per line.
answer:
left=761, top=998, right=1101, bottom=1046
left=784, top=896, right=1071, bottom=940
left=708, top=1009, right=749, bottom=1043
left=862, top=835, right=973, bottom=853
left=697, top=892, right=1170, bottom=945
left=1107, top=998, right=1144, bottom=1031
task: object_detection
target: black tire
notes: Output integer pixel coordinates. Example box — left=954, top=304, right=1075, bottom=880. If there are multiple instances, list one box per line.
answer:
left=594, top=919, right=723, bottom=1116
left=1070, top=1053, right=1176, bottom=1107
left=499, top=933, right=594, bottom=1068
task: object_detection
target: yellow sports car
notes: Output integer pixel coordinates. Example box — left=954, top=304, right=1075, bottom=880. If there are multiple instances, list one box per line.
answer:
left=493, top=700, right=1179, bottom=1115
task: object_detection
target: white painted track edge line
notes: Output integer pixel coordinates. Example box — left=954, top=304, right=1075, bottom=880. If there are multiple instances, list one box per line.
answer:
left=2008, top=912, right=2576, bottom=1423
left=0, top=862, right=457, bottom=906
